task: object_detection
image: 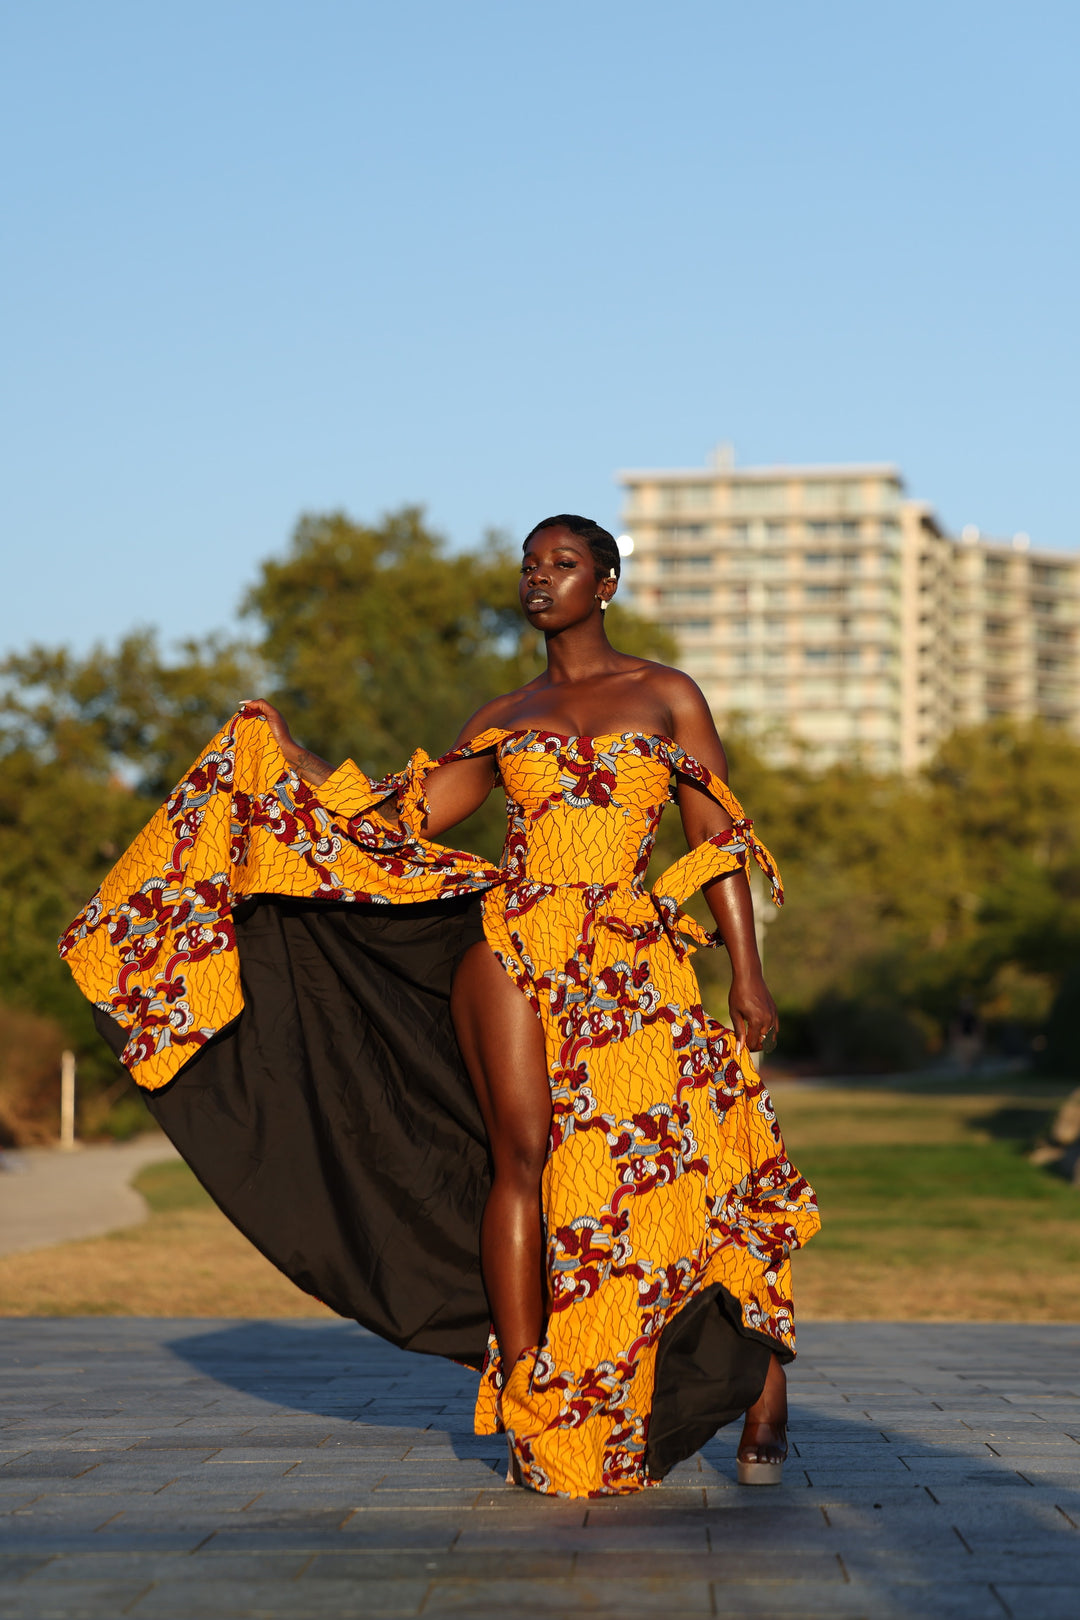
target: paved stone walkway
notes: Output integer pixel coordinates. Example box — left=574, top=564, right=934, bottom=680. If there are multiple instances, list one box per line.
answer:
left=0, top=1319, right=1077, bottom=1618
left=0, top=1139, right=178, bottom=1257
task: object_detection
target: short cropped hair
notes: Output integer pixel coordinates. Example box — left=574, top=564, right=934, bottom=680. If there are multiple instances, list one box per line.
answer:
left=523, top=514, right=621, bottom=580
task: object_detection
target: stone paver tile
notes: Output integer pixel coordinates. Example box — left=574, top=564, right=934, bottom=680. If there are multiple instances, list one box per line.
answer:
left=927, top=1493, right=1080, bottom=1525
left=204, top=1512, right=460, bottom=1553
left=16, top=1551, right=313, bottom=1583
left=129, top=1577, right=429, bottom=1617
left=993, top=1585, right=1079, bottom=1619
left=712, top=1582, right=1007, bottom=1619
left=0, top=1557, right=51, bottom=1581
left=0, top=1581, right=156, bottom=1619
left=303, top=1550, right=578, bottom=1580
left=458, top=1519, right=708, bottom=1552
left=0, top=1458, right=115, bottom=1481
left=360, top=1488, right=492, bottom=1507
left=422, top=1577, right=715, bottom=1615
left=589, top=1548, right=844, bottom=1580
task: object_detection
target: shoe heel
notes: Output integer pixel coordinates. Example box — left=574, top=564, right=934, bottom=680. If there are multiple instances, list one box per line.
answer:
left=737, top=1457, right=784, bottom=1486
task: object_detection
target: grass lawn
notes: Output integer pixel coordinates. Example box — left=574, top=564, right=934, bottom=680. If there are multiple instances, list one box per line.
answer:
left=779, top=1077, right=1080, bottom=1320
left=0, top=1077, right=1076, bottom=1319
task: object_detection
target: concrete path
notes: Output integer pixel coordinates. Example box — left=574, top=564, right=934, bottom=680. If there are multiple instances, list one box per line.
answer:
left=0, top=1136, right=179, bottom=1257
left=0, top=1320, right=1077, bottom=1618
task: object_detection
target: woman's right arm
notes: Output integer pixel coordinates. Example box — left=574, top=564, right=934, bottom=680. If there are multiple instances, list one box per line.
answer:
left=417, top=703, right=505, bottom=837
left=240, top=699, right=498, bottom=838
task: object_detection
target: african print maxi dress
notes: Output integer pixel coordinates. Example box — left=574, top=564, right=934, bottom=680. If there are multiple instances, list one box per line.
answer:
left=60, top=709, right=819, bottom=1498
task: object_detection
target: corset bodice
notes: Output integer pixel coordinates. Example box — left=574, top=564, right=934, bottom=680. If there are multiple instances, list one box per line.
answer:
left=494, top=731, right=673, bottom=890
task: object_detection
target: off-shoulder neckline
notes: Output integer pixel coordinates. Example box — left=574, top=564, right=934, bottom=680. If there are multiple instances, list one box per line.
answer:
left=498, top=728, right=677, bottom=749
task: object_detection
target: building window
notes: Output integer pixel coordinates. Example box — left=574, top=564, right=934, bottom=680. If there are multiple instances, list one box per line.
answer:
left=659, top=554, right=713, bottom=572
left=658, top=485, right=712, bottom=514
left=729, top=482, right=788, bottom=514
left=660, top=588, right=712, bottom=603
left=765, top=522, right=788, bottom=542
left=805, top=552, right=835, bottom=567
left=802, top=481, right=863, bottom=514
left=657, top=523, right=707, bottom=541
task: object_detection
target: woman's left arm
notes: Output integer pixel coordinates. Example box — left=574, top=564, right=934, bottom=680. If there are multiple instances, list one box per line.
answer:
left=667, top=677, right=778, bottom=1053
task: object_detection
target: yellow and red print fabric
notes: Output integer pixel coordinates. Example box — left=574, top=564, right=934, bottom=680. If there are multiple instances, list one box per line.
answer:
left=60, top=713, right=819, bottom=1498
left=58, top=711, right=500, bottom=1091
left=449, top=730, right=819, bottom=1495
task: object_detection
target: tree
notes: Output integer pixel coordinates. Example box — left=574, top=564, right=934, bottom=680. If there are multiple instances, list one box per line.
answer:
left=243, top=506, right=674, bottom=858
left=0, top=630, right=261, bottom=797
left=0, top=506, right=677, bottom=1127
left=243, top=506, right=674, bottom=774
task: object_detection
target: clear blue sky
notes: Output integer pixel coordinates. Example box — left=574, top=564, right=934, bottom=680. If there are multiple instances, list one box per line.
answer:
left=2, top=1, right=1077, bottom=656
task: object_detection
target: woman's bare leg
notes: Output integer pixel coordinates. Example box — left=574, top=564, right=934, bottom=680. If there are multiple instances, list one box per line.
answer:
left=738, top=1353, right=788, bottom=1463
left=451, top=941, right=552, bottom=1371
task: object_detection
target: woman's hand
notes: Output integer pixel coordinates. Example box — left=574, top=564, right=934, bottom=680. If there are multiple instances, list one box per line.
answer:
left=240, top=699, right=334, bottom=787
left=729, top=969, right=779, bottom=1056
left=240, top=699, right=300, bottom=763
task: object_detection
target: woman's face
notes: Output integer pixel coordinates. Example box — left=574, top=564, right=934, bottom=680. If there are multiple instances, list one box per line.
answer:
left=519, top=527, right=614, bottom=629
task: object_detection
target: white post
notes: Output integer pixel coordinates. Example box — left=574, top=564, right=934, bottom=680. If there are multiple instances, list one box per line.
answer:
left=60, top=1050, right=76, bottom=1150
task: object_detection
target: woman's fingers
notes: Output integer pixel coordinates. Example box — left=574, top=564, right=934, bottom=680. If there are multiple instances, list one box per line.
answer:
left=239, top=699, right=294, bottom=753
left=731, top=996, right=779, bottom=1054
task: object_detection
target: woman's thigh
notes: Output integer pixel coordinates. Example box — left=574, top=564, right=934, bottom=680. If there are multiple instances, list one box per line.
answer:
left=451, top=941, right=551, bottom=1167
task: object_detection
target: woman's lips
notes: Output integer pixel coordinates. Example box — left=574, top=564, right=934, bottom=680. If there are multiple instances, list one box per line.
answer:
left=525, top=592, right=553, bottom=610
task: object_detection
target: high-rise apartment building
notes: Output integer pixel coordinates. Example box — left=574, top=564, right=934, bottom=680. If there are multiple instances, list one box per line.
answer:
left=618, top=453, right=1080, bottom=771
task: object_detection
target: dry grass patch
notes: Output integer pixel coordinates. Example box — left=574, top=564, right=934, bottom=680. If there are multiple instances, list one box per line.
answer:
left=0, top=1161, right=333, bottom=1318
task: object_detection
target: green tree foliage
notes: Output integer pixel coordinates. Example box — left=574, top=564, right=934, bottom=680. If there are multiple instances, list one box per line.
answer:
left=242, top=507, right=673, bottom=773
left=1, top=630, right=262, bottom=797
left=727, top=720, right=1080, bottom=1070
left=242, top=507, right=674, bottom=858
left=0, top=508, right=675, bottom=1124
left=4, top=503, right=1080, bottom=1098
left=0, top=631, right=261, bottom=1117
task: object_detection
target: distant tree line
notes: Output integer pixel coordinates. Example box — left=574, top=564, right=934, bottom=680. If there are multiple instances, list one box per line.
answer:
left=2, top=506, right=1078, bottom=1139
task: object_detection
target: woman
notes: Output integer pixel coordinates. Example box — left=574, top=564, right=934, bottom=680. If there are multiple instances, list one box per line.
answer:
left=60, top=514, right=818, bottom=1497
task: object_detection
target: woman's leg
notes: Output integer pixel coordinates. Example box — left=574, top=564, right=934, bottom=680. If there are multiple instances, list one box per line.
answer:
left=451, top=941, right=552, bottom=1371
left=739, top=1353, right=788, bottom=1463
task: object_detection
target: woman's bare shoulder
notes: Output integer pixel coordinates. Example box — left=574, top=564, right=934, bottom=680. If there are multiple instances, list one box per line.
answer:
left=626, top=661, right=728, bottom=771
left=452, top=678, right=546, bottom=748
left=621, top=658, right=715, bottom=723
